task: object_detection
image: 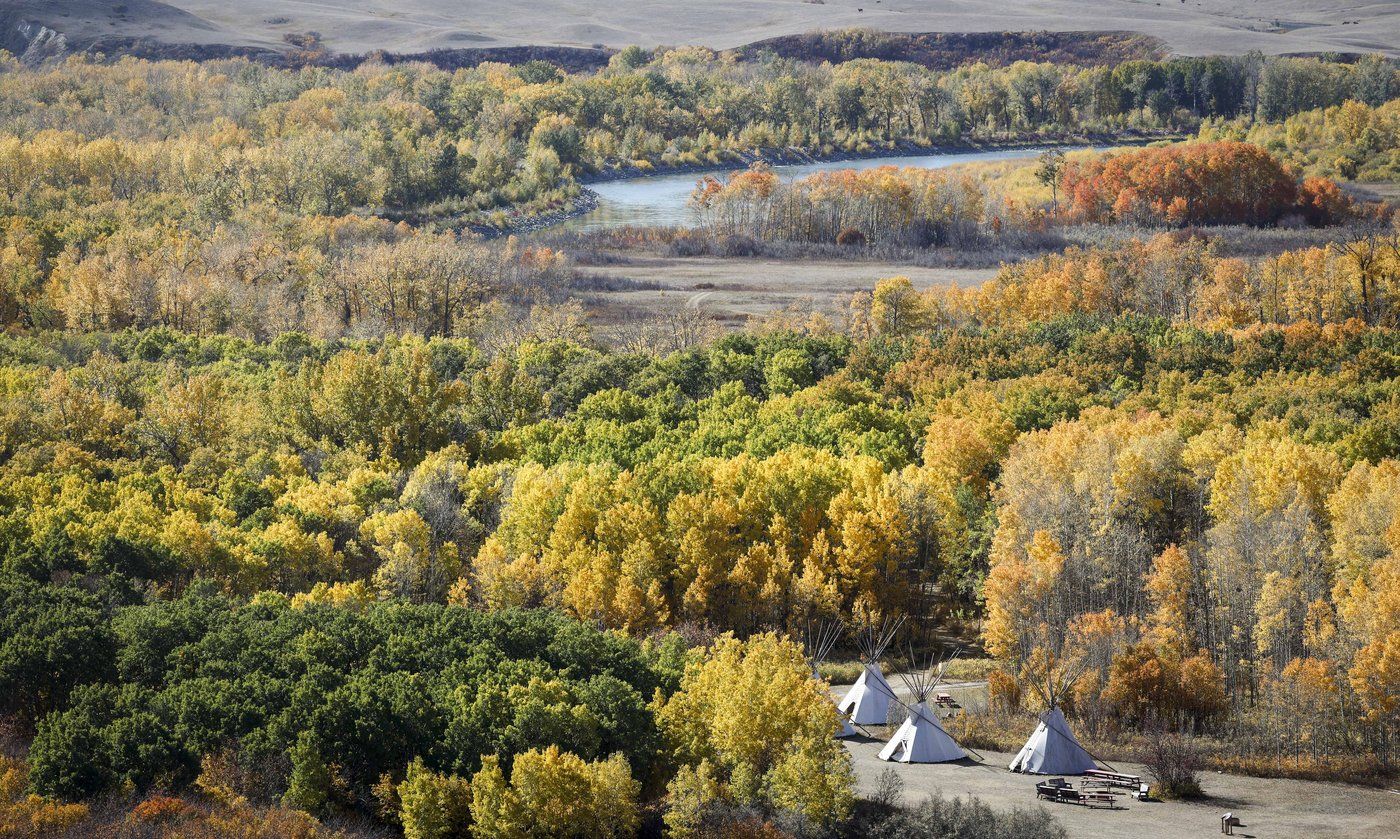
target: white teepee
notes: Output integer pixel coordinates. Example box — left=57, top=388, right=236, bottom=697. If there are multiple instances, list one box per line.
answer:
left=802, top=620, right=857, bottom=738
left=1008, top=707, right=1096, bottom=774
left=878, top=653, right=965, bottom=763
left=1008, top=656, right=1098, bottom=774
left=880, top=702, right=965, bottom=763
left=838, top=616, right=903, bottom=726
left=839, top=664, right=895, bottom=726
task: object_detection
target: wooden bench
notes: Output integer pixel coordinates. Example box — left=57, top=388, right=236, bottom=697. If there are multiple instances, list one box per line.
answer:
left=934, top=692, right=957, bottom=707
left=1036, top=784, right=1079, bottom=803
left=1036, top=784, right=1081, bottom=804
left=1034, top=781, right=1066, bottom=801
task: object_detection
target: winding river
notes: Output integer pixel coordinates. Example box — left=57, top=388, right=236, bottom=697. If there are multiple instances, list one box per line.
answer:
left=564, top=146, right=1090, bottom=231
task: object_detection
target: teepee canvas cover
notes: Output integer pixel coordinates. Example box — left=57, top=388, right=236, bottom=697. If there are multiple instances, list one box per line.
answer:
left=878, top=647, right=966, bottom=763
left=839, top=662, right=896, bottom=725
left=1008, top=707, right=1097, bottom=774
left=838, top=617, right=903, bottom=726
left=879, top=702, right=965, bottom=763
left=836, top=713, right=858, bottom=738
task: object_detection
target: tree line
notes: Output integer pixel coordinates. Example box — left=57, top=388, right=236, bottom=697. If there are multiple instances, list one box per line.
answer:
left=952, top=228, right=1400, bottom=328
left=692, top=141, right=1357, bottom=247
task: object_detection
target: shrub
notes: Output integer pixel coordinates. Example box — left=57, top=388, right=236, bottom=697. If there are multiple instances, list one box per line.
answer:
left=870, top=792, right=1066, bottom=839
left=470, top=747, right=639, bottom=839
left=816, top=660, right=865, bottom=685
left=836, top=227, right=868, bottom=247
left=0, top=759, right=91, bottom=837
left=1140, top=727, right=1205, bottom=799
left=694, top=805, right=796, bottom=839
left=870, top=767, right=905, bottom=810
left=667, top=231, right=712, bottom=257
left=129, top=794, right=189, bottom=823
left=1297, top=176, right=1352, bottom=226
left=281, top=734, right=331, bottom=815
left=987, top=669, right=1021, bottom=712
left=721, top=234, right=762, bottom=257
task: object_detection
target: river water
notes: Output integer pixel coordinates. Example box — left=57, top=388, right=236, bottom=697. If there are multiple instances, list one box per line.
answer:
left=564, top=146, right=1076, bottom=231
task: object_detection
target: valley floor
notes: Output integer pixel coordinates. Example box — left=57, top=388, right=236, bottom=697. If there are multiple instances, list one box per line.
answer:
left=576, top=257, right=995, bottom=328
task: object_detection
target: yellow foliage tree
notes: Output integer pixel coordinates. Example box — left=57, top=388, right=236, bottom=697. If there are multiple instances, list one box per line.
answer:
left=469, top=748, right=638, bottom=839
left=1144, top=545, right=1193, bottom=659
left=399, top=757, right=471, bottom=839
left=658, top=633, right=852, bottom=825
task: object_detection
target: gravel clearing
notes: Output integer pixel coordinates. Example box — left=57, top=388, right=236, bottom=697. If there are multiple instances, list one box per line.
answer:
left=846, top=738, right=1399, bottom=839
left=833, top=680, right=1400, bottom=839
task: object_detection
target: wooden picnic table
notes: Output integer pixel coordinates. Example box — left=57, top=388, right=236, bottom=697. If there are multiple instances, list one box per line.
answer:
left=1035, top=779, right=1121, bottom=809
left=1084, top=768, right=1142, bottom=789
left=1079, top=790, right=1120, bottom=809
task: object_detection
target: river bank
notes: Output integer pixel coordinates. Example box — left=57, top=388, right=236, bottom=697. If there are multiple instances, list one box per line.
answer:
left=465, top=131, right=1186, bottom=238
left=462, top=189, right=601, bottom=239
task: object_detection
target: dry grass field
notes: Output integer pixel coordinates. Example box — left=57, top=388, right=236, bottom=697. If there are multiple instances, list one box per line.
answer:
left=573, top=257, right=995, bottom=327
left=12, top=0, right=1399, bottom=58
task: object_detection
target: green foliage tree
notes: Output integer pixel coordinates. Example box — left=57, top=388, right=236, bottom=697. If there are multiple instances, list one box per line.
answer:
left=282, top=733, right=332, bottom=814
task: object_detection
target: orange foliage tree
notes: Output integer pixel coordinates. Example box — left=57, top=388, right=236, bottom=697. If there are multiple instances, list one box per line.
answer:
left=1061, top=141, right=1343, bottom=227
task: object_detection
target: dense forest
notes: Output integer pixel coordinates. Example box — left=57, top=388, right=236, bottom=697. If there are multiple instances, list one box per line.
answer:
left=0, top=49, right=1390, bottom=341
left=1, top=44, right=1399, bottom=839
left=4, top=236, right=1400, bottom=828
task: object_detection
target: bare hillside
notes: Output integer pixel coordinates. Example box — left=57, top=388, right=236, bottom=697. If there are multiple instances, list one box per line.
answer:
left=10, top=0, right=1399, bottom=60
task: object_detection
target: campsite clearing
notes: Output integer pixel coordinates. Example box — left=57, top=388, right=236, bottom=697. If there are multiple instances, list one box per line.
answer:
left=844, top=738, right=1400, bottom=839
left=832, top=680, right=1400, bottom=838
